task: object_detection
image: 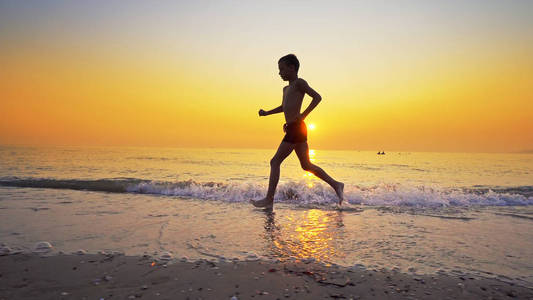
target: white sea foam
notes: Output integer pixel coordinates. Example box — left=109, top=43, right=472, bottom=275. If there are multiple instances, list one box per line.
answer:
left=127, top=180, right=533, bottom=208
left=1, top=177, right=531, bottom=207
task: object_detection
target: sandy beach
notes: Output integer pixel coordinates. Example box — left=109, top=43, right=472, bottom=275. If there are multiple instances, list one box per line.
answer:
left=1, top=252, right=532, bottom=300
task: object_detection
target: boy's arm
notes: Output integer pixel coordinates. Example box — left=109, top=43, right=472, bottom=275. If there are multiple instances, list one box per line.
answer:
left=297, top=79, right=322, bottom=120
left=259, top=105, right=283, bottom=116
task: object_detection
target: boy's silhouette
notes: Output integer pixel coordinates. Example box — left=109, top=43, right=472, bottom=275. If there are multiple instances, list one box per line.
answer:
left=251, top=54, right=344, bottom=209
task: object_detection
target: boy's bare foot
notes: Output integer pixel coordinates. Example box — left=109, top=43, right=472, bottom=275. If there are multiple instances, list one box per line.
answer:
left=334, top=182, right=344, bottom=205
left=250, top=198, right=274, bottom=208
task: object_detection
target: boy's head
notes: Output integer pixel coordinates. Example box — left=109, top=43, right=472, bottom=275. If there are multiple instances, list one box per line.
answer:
left=278, top=54, right=299, bottom=80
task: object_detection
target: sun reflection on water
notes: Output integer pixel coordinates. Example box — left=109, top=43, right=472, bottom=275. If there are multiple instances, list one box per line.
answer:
left=263, top=209, right=344, bottom=263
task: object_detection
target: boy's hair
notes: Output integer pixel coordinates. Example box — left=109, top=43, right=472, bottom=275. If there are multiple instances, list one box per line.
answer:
left=278, top=54, right=300, bottom=72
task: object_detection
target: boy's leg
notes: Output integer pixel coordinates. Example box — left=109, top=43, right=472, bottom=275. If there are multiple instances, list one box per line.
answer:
left=294, top=142, right=344, bottom=204
left=251, top=141, right=295, bottom=208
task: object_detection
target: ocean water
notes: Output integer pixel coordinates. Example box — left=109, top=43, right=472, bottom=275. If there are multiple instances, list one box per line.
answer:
left=1, top=146, right=532, bottom=285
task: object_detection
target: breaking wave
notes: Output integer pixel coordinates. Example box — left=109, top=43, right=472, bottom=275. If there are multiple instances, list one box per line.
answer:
left=1, top=177, right=532, bottom=207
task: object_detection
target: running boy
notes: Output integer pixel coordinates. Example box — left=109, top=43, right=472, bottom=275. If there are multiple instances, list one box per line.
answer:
left=251, top=54, right=344, bottom=209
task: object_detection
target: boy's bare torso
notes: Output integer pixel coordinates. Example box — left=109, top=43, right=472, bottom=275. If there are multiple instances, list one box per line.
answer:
left=282, top=80, right=305, bottom=123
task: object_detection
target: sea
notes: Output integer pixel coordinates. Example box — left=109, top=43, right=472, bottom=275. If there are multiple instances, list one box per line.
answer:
left=1, top=146, right=532, bottom=286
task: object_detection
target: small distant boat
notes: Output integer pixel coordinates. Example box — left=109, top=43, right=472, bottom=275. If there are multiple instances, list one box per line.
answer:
left=377, top=151, right=386, bottom=155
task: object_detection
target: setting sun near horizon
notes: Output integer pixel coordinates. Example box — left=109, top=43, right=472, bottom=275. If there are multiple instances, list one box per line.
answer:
left=1, top=1, right=532, bottom=153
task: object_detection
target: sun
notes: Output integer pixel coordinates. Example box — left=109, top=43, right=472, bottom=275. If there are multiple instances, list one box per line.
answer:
left=308, top=123, right=316, bottom=130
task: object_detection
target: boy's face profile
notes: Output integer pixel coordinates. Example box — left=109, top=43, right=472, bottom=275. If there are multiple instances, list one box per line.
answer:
left=278, top=61, right=295, bottom=81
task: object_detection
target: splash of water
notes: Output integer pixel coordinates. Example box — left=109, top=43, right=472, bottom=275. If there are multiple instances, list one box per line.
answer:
left=1, top=177, right=531, bottom=207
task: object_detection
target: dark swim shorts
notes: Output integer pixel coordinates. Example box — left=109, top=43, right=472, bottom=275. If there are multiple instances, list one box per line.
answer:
left=282, top=120, right=307, bottom=144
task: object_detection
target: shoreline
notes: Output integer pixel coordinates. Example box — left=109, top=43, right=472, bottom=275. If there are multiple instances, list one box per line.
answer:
left=1, top=253, right=532, bottom=300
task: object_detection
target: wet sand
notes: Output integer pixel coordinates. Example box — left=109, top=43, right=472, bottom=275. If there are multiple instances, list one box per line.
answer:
left=1, top=253, right=532, bottom=300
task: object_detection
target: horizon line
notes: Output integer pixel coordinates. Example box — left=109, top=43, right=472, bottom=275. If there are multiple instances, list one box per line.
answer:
left=1, top=143, right=531, bottom=155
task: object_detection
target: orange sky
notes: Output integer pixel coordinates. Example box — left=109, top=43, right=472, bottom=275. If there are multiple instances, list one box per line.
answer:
left=1, top=1, right=532, bottom=152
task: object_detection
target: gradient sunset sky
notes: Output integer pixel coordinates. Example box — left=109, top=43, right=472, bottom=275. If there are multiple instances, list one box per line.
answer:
left=1, top=1, right=532, bottom=152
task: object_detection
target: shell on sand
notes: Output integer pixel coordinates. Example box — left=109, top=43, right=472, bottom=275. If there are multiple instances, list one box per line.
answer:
left=0, top=244, right=12, bottom=256
left=33, top=241, right=53, bottom=253
left=245, top=253, right=259, bottom=261
left=159, top=251, right=173, bottom=261
left=75, top=249, right=87, bottom=255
